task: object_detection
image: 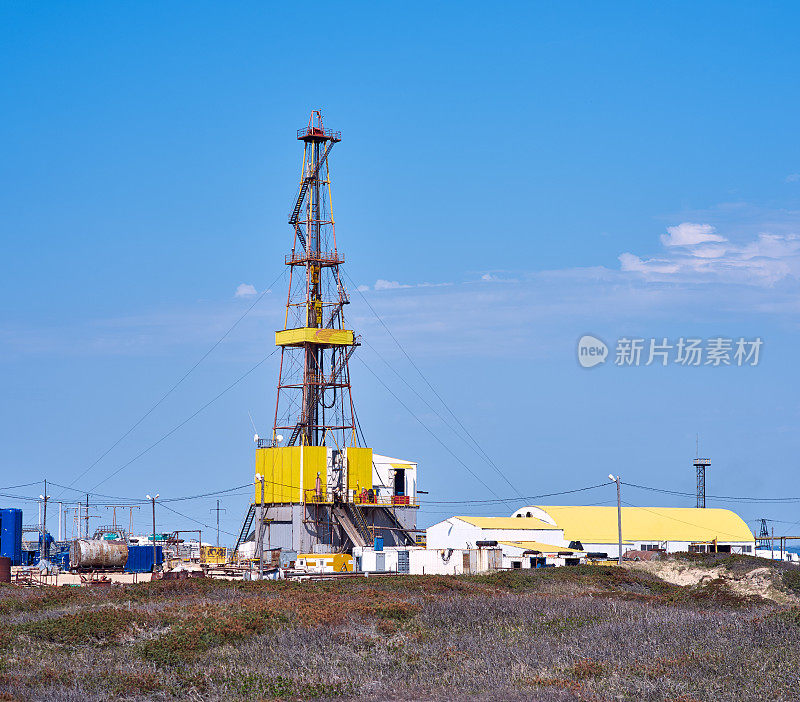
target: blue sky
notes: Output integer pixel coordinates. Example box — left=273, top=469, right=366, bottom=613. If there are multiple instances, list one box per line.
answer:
left=2, top=2, right=799, bottom=542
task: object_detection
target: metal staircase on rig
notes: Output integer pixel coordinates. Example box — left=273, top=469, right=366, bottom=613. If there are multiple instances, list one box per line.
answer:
left=233, top=503, right=256, bottom=553
left=332, top=503, right=373, bottom=547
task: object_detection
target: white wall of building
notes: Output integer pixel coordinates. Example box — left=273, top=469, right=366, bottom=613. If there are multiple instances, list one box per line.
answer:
left=499, top=544, right=585, bottom=569
left=353, top=545, right=502, bottom=575
left=579, top=541, right=755, bottom=559
left=372, top=454, right=417, bottom=501
left=426, top=518, right=566, bottom=550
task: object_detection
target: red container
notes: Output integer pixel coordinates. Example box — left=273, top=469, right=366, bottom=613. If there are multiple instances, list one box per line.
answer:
left=0, top=557, right=12, bottom=583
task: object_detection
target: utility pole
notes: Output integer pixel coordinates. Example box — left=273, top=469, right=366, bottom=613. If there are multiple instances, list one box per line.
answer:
left=209, top=500, right=226, bottom=547
left=254, top=474, right=265, bottom=579
left=609, top=474, right=622, bottom=565
left=39, top=481, right=50, bottom=560
left=85, top=493, right=90, bottom=538
left=146, top=494, right=159, bottom=574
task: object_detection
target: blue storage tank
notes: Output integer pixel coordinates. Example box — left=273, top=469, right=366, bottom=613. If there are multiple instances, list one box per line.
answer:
left=125, top=544, right=163, bottom=573
left=0, top=508, right=23, bottom=566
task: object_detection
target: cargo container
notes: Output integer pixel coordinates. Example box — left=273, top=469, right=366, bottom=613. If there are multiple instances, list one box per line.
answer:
left=295, top=553, right=352, bottom=573
left=352, top=546, right=501, bottom=574
left=0, top=508, right=23, bottom=566
left=69, top=539, right=128, bottom=570
left=200, top=546, right=227, bottom=565
left=125, top=544, right=163, bottom=573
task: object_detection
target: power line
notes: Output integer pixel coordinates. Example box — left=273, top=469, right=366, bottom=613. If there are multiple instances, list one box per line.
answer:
left=7, top=474, right=800, bottom=525
left=0, top=481, right=41, bottom=491
left=87, top=348, right=279, bottom=493
left=56, top=269, right=286, bottom=499
left=0, top=492, right=42, bottom=502
left=420, top=482, right=609, bottom=505
left=159, top=502, right=238, bottom=538
left=161, top=483, right=253, bottom=503
left=626, top=482, right=800, bottom=504
left=620, top=498, right=751, bottom=541
left=45, top=480, right=255, bottom=505
left=355, top=355, right=505, bottom=501
left=346, top=271, right=523, bottom=498
left=362, top=338, right=524, bottom=498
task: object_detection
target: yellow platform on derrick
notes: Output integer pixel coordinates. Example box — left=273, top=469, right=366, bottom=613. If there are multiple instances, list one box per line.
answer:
left=275, top=327, right=355, bottom=347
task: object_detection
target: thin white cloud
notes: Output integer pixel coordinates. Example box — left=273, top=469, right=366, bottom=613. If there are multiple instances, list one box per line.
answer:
left=621, top=222, right=800, bottom=285
left=361, top=280, right=452, bottom=292
left=480, top=272, right=518, bottom=283
left=235, top=283, right=258, bottom=298
left=660, top=223, right=726, bottom=247
left=618, top=253, right=680, bottom=274
left=786, top=173, right=800, bottom=183
left=374, top=279, right=412, bottom=291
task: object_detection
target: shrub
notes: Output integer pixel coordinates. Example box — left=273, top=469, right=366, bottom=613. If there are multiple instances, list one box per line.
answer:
left=782, top=569, right=800, bottom=594
left=225, top=673, right=352, bottom=699
left=138, top=602, right=289, bottom=665
left=16, top=607, right=148, bottom=645
left=566, top=657, right=606, bottom=680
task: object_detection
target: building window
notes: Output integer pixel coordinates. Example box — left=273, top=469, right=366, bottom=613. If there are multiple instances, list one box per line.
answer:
left=741, top=545, right=752, bottom=553
left=640, top=544, right=659, bottom=551
left=512, top=561, right=522, bottom=569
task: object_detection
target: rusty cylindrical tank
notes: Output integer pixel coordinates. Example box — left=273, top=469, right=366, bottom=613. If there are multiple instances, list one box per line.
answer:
left=69, top=539, right=128, bottom=570
left=0, top=556, right=10, bottom=583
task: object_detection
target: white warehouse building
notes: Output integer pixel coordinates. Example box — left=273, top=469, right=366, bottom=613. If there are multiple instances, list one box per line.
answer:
left=428, top=507, right=756, bottom=563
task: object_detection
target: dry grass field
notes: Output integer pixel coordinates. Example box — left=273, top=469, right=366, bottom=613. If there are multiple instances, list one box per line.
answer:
left=1, top=556, right=800, bottom=701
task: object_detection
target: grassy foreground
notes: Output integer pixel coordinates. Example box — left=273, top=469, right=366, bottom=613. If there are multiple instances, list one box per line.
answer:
left=1, top=558, right=800, bottom=701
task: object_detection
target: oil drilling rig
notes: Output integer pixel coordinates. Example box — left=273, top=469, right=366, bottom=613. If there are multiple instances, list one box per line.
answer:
left=235, top=112, right=418, bottom=557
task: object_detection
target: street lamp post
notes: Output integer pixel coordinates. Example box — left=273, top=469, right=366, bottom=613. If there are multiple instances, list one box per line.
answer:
left=254, top=474, right=264, bottom=580
left=146, top=494, right=159, bottom=574
left=608, top=474, right=622, bottom=566
left=39, top=482, right=51, bottom=560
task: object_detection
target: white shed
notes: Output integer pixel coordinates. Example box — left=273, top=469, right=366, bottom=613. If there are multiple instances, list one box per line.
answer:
left=426, top=516, right=567, bottom=551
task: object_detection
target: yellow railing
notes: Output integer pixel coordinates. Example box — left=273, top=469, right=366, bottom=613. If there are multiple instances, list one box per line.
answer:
left=305, top=490, right=333, bottom=504
left=302, top=490, right=417, bottom=507
left=354, top=493, right=417, bottom=507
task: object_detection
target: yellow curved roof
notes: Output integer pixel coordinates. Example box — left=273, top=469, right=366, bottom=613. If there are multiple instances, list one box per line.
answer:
left=455, top=516, right=558, bottom=530
left=535, top=506, right=754, bottom=543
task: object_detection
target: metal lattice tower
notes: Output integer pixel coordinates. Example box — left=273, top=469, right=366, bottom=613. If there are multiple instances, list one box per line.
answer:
left=271, top=111, right=358, bottom=449
left=694, top=457, right=711, bottom=508
left=757, top=518, right=770, bottom=549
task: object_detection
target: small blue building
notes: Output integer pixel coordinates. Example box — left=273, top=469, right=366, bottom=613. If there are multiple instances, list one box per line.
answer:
left=0, top=508, right=23, bottom=566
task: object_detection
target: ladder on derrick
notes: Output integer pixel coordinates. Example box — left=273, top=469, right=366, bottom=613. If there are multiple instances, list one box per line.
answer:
left=233, top=503, right=256, bottom=554
left=332, top=503, right=373, bottom=547
left=288, top=140, right=337, bottom=237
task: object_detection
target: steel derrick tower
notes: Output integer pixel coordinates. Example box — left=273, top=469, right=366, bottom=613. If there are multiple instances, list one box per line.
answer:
left=270, top=111, right=357, bottom=450
left=232, top=111, right=417, bottom=560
